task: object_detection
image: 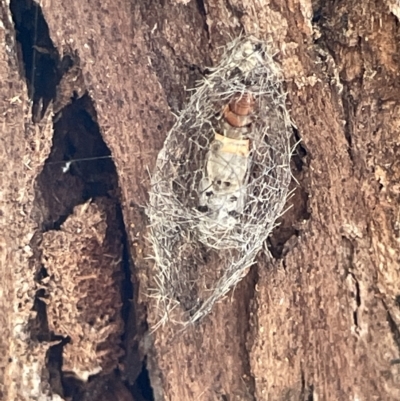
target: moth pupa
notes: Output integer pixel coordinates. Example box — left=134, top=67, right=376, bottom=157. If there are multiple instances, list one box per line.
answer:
left=148, top=36, right=293, bottom=326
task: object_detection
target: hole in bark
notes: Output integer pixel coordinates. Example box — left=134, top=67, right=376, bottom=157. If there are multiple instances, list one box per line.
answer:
left=195, top=0, right=207, bottom=18
left=395, top=295, right=400, bottom=308
left=292, top=126, right=308, bottom=172
left=312, top=7, right=323, bottom=24
left=130, top=361, right=155, bottom=401
left=10, top=0, right=62, bottom=122
left=61, top=373, right=82, bottom=400
left=46, top=340, right=70, bottom=397
left=30, top=288, right=50, bottom=341
left=36, top=94, right=117, bottom=229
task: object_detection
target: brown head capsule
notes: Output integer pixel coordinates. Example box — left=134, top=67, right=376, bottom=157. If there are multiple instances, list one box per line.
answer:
left=223, top=93, right=255, bottom=128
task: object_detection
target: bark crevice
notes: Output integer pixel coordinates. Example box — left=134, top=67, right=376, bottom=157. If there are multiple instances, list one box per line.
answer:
left=9, top=1, right=154, bottom=399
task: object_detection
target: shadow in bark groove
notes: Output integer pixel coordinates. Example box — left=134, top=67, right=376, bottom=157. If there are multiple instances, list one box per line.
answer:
left=384, top=301, right=400, bottom=354
left=9, top=0, right=65, bottom=121
left=268, top=127, right=310, bottom=259
left=129, top=361, right=155, bottom=401
left=299, top=369, right=314, bottom=401
left=340, top=85, right=356, bottom=160
left=36, top=94, right=117, bottom=229
left=241, top=267, right=258, bottom=400
left=10, top=2, right=154, bottom=399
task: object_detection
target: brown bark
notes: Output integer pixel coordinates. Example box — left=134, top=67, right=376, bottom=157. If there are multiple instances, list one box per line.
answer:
left=1, top=0, right=400, bottom=400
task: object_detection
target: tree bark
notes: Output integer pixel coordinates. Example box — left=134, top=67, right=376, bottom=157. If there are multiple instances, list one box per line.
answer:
left=1, top=0, right=400, bottom=400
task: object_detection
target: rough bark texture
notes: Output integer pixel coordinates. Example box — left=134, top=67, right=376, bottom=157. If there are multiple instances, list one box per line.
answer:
left=1, top=0, right=400, bottom=400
